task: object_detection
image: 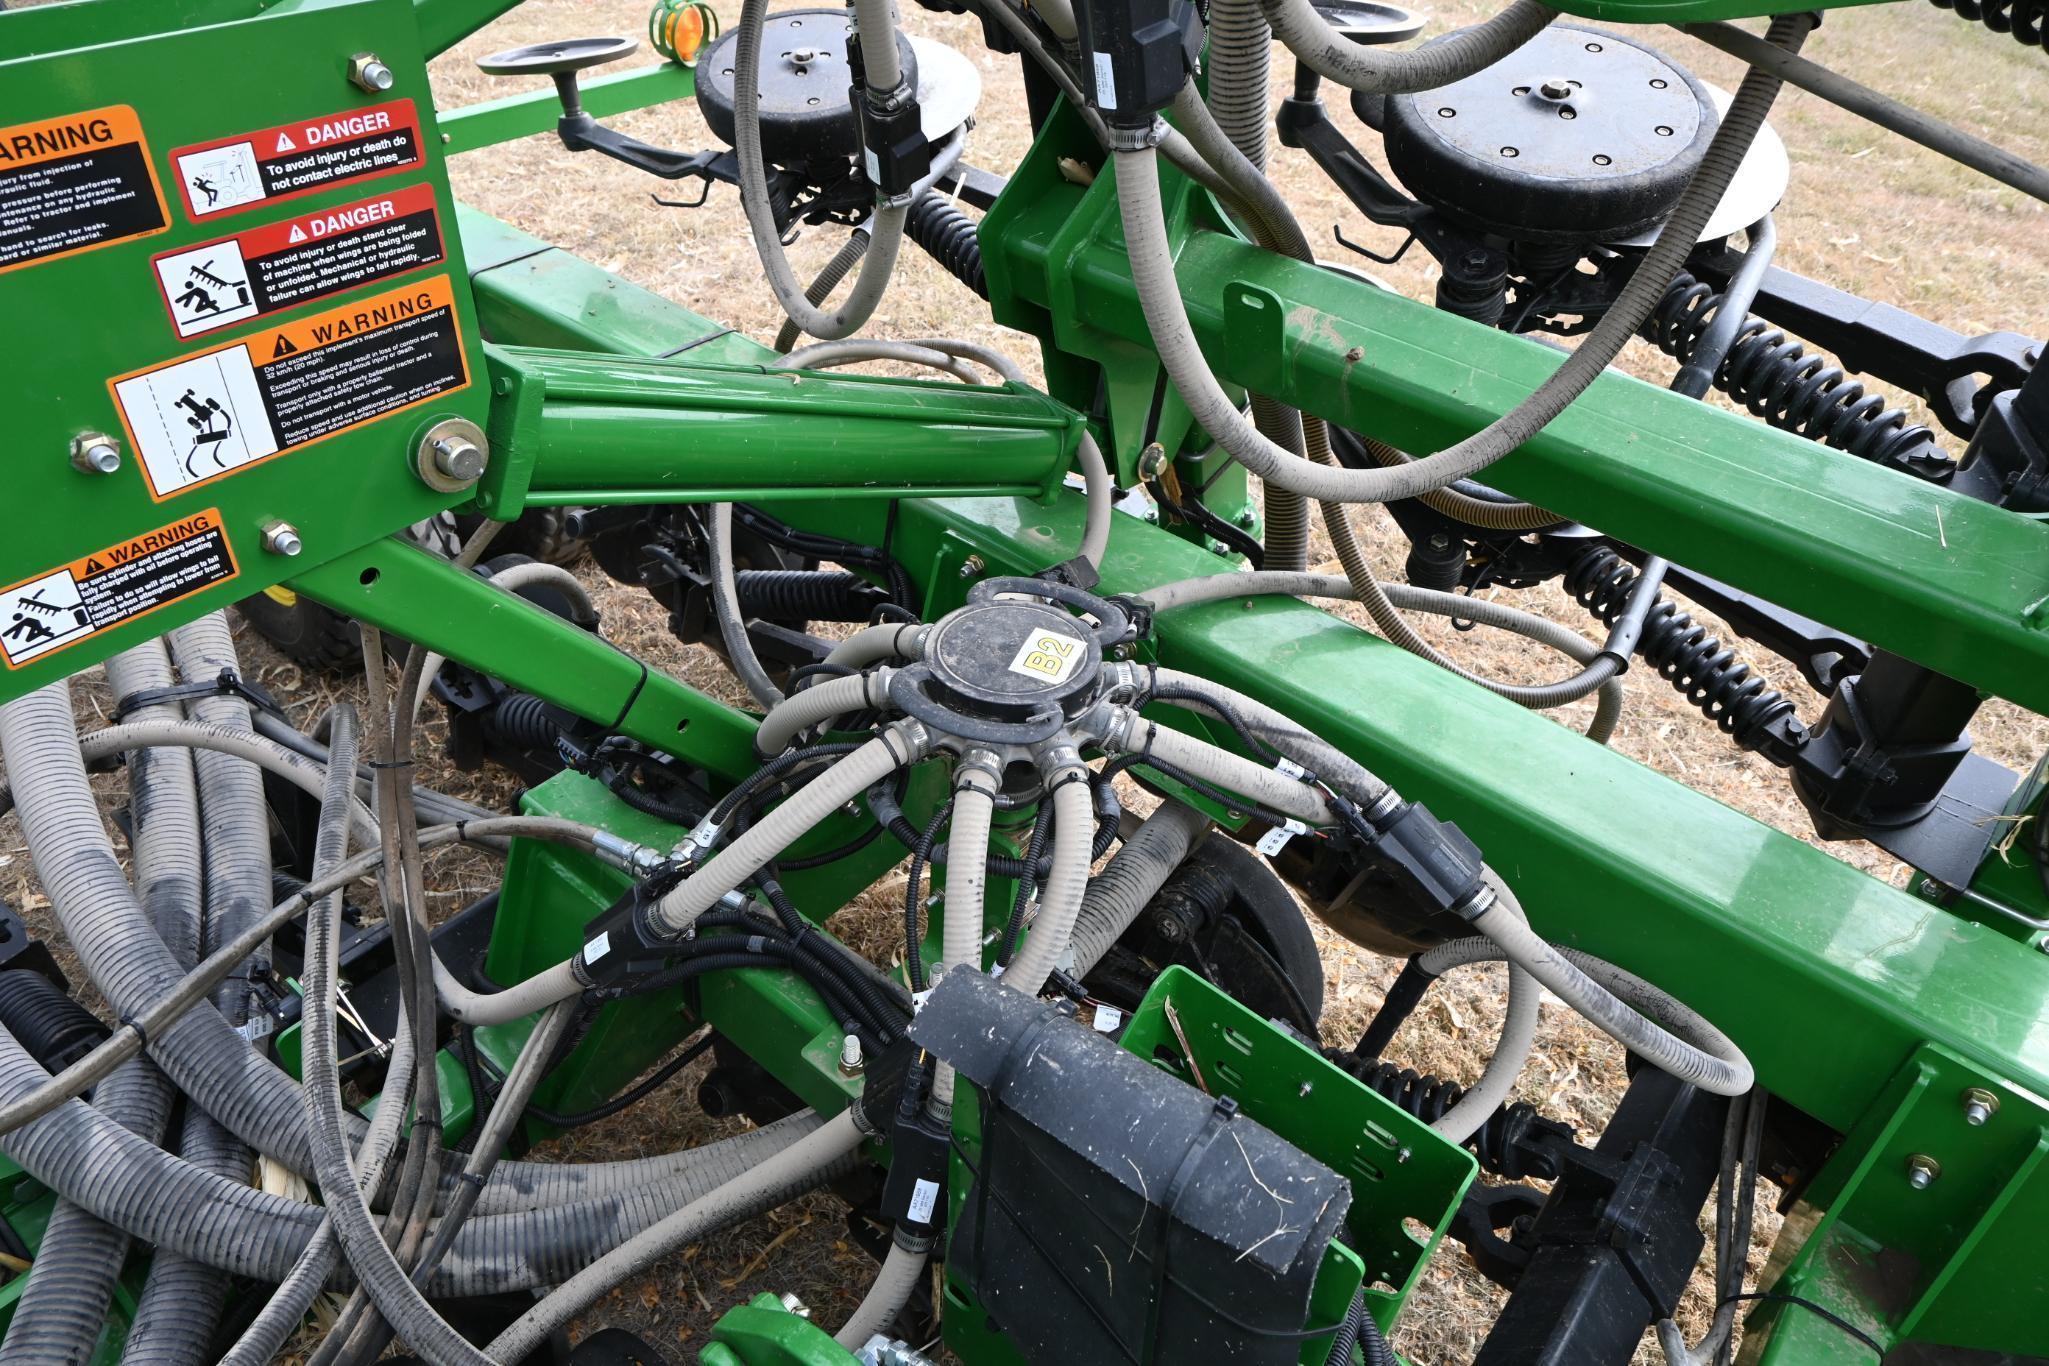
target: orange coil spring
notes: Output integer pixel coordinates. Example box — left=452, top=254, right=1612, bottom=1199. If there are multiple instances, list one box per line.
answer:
left=650, top=0, right=720, bottom=64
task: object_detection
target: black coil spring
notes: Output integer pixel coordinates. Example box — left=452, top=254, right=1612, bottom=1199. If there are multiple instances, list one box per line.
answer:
left=1566, top=545, right=1798, bottom=748
left=1644, top=273, right=1941, bottom=472
left=735, top=569, right=882, bottom=623
left=904, top=193, right=988, bottom=299
left=484, top=691, right=561, bottom=751
left=1932, top=0, right=2045, bottom=50
left=1325, top=1053, right=1560, bottom=1179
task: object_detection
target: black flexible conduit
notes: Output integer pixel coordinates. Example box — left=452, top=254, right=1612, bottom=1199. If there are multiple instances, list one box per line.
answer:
left=1929, top=0, right=2043, bottom=55
left=903, top=192, right=988, bottom=299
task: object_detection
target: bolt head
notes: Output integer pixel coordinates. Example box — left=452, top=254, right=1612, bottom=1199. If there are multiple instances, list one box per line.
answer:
left=431, top=435, right=487, bottom=483
left=1137, top=442, right=1168, bottom=481
left=262, top=522, right=304, bottom=557
left=1905, top=1153, right=1941, bottom=1189
left=1539, top=78, right=1573, bottom=100
left=348, top=52, right=396, bottom=93
left=70, top=432, right=121, bottom=475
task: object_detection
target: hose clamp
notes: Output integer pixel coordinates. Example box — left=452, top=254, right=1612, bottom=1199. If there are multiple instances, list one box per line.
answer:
left=1104, top=116, right=1170, bottom=153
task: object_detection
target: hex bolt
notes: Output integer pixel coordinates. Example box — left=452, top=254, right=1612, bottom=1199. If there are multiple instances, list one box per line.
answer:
left=778, top=1291, right=812, bottom=1318
left=70, top=431, right=122, bottom=475
left=1539, top=78, right=1573, bottom=100
left=1961, top=1087, right=2000, bottom=1126
left=348, top=52, right=396, bottom=93
left=1905, top=1153, right=1941, bottom=1189
left=1137, top=441, right=1169, bottom=481
left=431, top=433, right=488, bottom=483
left=957, top=553, right=985, bottom=581
left=262, top=521, right=304, bottom=557
left=838, top=1032, right=865, bottom=1077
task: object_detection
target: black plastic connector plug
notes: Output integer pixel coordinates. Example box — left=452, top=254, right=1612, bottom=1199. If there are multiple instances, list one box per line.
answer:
left=855, top=87, right=933, bottom=202
left=1074, top=0, right=1205, bottom=128
left=576, top=878, right=684, bottom=988
left=878, top=1058, right=950, bottom=1236
left=1359, top=801, right=1490, bottom=920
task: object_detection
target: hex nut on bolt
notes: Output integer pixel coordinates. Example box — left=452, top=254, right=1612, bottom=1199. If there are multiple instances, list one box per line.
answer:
left=348, top=52, right=396, bottom=93
left=70, top=432, right=122, bottom=475
left=1905, top=1153, right=1941, bottom=1189
left=1961, top=1087, right=2000, bottom=1126
left=262, top=522, right=304, bottom=557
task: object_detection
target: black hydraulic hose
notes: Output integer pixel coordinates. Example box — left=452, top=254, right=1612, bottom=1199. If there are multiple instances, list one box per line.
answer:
left=998, top=803, right=1056, bottom=966
left=519, top=1030, right=715, bottom=1129
left=903, top=800, right=953, bottom=992
left=1352, top=958, right=1439, bottom=1060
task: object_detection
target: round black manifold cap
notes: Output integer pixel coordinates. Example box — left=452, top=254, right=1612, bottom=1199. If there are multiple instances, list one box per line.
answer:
left=922, top=601, right=1103, bottom=725
left=696, top=9, right=918, bottom=164
left=1381, top=23, right=1715, bottom=244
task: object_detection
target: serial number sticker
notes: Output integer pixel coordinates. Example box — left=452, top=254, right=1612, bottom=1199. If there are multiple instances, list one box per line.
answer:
left=0, top=510, right=237, bottom=669
left=109, top=274, right=470, bottom=500
left=150, top=183, right=447, bottom=339
left=0, top=105, right=169, bottom=275
left=1006, top=629, right=1086, bottom=685
left=169, top=99, right=424, bottom=221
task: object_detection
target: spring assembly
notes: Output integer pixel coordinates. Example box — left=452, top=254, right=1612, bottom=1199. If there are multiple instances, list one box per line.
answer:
left=1930, top=0, right=2044, bottom=52
left=1566, top=545, right=1800, bottom=754
left=1324, top=1052, right=1570, bottom=1181
left=1644, top=273, right=1951, bottom=478
left=904, top=192, right=988, bottom=299
left=735, top=569, right=889, bottom=623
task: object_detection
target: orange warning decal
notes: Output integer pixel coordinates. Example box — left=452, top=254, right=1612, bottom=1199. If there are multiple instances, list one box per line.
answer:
left=107, top=274, right=471, bottom=501
left=0, top=510, right=239, bottom=670
left=0, top=105, right=169, bottom=275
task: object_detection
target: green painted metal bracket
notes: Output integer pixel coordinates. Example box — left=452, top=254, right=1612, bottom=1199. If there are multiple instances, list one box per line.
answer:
left=701, top=1292, right=860, bottom=1366
left=475, top=343, right=1083, bottom=519
left=413, top=0, right=523, bottom=58
left=286, top=535, right=761, bottom=780
left=986, top=194, right=2049, bottom=713
left=439, top=62, right=697, bottom=155
left=1750, top=1043, right=2049, bottom=1362
left=1120, top=966, right=1474, bottom=1339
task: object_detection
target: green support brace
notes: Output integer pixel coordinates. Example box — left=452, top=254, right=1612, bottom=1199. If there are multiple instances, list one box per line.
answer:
left=286, top=535, right=761, bottom=781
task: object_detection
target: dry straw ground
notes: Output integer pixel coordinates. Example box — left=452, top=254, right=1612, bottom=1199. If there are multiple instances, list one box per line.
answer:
left=3, top=0, right=2045, bottom=1360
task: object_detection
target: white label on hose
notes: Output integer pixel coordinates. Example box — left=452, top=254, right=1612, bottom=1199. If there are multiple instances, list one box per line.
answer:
left=1255, top=819, right=1309, bottom=857
left=1007, top=629, right=1087, bottom=685
left=907, top=1177, right=941, bottom=1224
left=1093, top=1005, right=1123, bottom=1034
left=584, top=931, right=611, bottom=964
left=1091, top=52, right=1118, bottom=110
left=1275, top=757, right=1308, bottom=781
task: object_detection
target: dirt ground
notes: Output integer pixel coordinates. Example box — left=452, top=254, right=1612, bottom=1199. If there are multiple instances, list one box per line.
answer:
left=3, top=0, right=2046, bottom=1361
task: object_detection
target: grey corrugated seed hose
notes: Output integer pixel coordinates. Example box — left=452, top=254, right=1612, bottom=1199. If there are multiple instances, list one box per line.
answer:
left=484, top=1110, right=867, bottom=1360
left=1068, top=800, right=1212, bottom=978
left=777, top=339, right=983, bottom=382
left=712, top=500, right=788, bottom=709
left=648, top=723, right=928, bottom=936
left=1107, top=715, right=1338, bottom=824
left=932, top=762, right=999, bottom=1112
left=997, top=765, right=1097, bottom=998
left=1144, top=556, right=1627, bottom=728
left=836, top=1236, right=931, bottom=1348
left=824, top=622, right=927, bottom=670
left=754, top=670, right=894, bottom=758
left=1111, top=13, right=1813, bottom=505
left=1411, top=882, right=1541, bottom=1145
left=733, top=0, right=906, bottom=340
left=777, top=228, right=873, bottom=353
left=1263, top=0, right=1558, bottom=94
left=3, top=652, right=181, bottom=1366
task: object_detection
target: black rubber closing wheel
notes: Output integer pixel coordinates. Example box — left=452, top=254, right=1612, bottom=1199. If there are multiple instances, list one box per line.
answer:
left=1085, top=835, right=1326, bottom=1033
left=1382, top=22, right=1715, bottom=244
left=695, top=9, right=918, bottom=164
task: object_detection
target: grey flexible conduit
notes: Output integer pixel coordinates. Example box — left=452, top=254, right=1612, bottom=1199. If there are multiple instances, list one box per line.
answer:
left=777, top=227, right=873, bottom=353
left=1263, top=0, right=1559, bottom=94
left=734, top=0, right=906, bottom=340
left=1112, top=13, right=1813, bottom=505
left=712, top=501, right=787, bottom=710
left=1067, top=799, right=1212, bottom=978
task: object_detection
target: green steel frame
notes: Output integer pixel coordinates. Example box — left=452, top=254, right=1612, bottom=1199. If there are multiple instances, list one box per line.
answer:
left=3, top=0, right=2046, bottom=1361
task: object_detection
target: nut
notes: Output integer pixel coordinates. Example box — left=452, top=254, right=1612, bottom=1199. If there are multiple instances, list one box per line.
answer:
left=70, top=431, right=121, bottom=475
left=348, top=52, right=396, bottom=93
left=1961, top=1087, right=2000, bottom=1126
left=262, top=521, right=304, bottom=557
left=1137, top=441, right=1169, bottom=481
left=957, top=553, right=985, bottom=581
left=1905, top=1153, right=1941, bottom=1189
